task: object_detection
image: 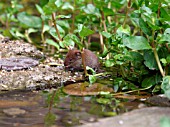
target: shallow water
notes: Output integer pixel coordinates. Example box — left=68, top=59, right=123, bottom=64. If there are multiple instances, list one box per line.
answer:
left=0, top=87, right=149, bottom=127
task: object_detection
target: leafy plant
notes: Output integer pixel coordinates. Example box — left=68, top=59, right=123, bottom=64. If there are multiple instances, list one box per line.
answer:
left=1, top=0, right=170, bottom=98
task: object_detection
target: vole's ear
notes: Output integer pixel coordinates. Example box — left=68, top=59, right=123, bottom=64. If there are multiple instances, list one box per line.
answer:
left=75, top=51, right=81, bottom=56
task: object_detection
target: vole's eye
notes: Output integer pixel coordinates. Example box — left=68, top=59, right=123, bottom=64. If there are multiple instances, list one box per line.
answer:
left=69, top=58, right=72, bottom=62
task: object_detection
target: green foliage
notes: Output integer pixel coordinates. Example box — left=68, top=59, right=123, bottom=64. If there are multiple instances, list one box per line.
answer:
left=0, top=0, right=170, bottom=97
left=123, top=36, right=151, bottom=50
left=161, top=76, right=170, bottom=99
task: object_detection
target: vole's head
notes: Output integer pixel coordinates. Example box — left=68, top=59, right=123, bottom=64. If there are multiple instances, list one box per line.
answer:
left=64, top=49, right=82, bottom=70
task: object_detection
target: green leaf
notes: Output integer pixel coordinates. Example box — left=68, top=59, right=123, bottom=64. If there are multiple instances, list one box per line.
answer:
left=89, top=75, right=97, bottom=84
left=142, top=74, right=162, bottom=87
left=55, top=0, right=63, bottom=8
left=160, top=8, right=170, bottom=21
left=123, top=36, right=151, bottom=50
left=49, top=25, right=65, bottom=41
left=116, top=25, right=130, bottom=38
left=63, top=34, right=82, bottom=48
left=82, top=4, right=101, bottom=17
left=62, top=38, right=75, bottom=48
left=43, top=0, right=58, bottom=15
left=46, top=39, right=59, bottom=50
left=166, top=55, right=170, bottom=64
left=59, top=41, right=65, bottom=48
left=161, top=76, right=170, bottom=99
left=57, top=20, right=70, bottom=29
left=160, top=58, right=167, bottom=66
left=27, top=28, right=38, bottom=34
left=105, top=60, right=114, bottom=67
left=62, top=2, right=74, bottom=10
left=102, top=45, right=108, bottom=57
left=159, top=28, right=170, bottom=43
left=35, top=4, right=44, bottom=15
left=56, top=14, right=71, bottom=19
left=142, top=76, right=155, bottom=88
left=42, top=25, right=50, bottom=33
left=86, top=66, right=96, bottom=75
left=101, top=31, right=112, bottom=38
left=144, top=50, right=158, bottom=70
left=17, top=12, right=42, bottom=28
left=96, top=98, right=111, bottom=105
left=79, top=26, right=94, bottom=37
left=103, top=7, right=114, bottom=16
left=130, top=51, right=143, bottom=62
left=139, top=18, right=151, bottom=36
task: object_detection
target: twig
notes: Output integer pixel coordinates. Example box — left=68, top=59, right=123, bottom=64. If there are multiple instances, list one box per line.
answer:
left=99, top=32, right=104, bottom=52
left=48, top=90, right=57, bottom=112
left=81, top=48, right=88, bottom=76
left=101, top=10, right=107, bottom=32
left=52, top=12, right=62, bottom=42
left=122, top=0, right=131, bottom=28
left=110, top=85, right=152, bottom=96
left=151, top=31, right=165, bottom=77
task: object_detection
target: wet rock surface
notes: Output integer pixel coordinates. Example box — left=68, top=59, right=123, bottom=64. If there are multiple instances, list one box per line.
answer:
left=0, top=36, right=43, bottom=59
left=0, top=57, right=39, bottom=71
left=0, top=36, right=82, bottom=90
left=146, top=94, right=170, bottom=107
left=78, top=107, right=170, bottom=127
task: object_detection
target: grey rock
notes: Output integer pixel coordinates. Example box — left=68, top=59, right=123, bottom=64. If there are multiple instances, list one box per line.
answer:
left=78, top=107, right=170, bottom=127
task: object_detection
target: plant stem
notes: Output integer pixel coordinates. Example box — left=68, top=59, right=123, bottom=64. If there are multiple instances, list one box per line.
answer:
left=70, top=0, right=76, bottom=33
left=48, top=90, right=57, bottom=112
left=111, top=85, right=152, bottom=96
left=153, top=47, right=165, bottom=77
left=41, top=20, right=45, bottom=44
left=101, top=10, right=107, bottom=32
left=52, top=12, right=62, bottom=42
left=81, top=48, right=88, bottom=76
left=122, top=0, right=131, bottom=28
left=99, top=32, right=104, bottom=52
left=120, top=65, right=127, bottom=78
left=151, top=31, right=165, bottom=77
left=165, top=43, right=170, bottom=52
left=41, top=20, right=46, bottom=52
left=25, top=30, right=33, bottom=43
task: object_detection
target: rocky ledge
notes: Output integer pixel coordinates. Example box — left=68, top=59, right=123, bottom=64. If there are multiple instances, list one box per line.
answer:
left=0, top=35, right=82, bottom=90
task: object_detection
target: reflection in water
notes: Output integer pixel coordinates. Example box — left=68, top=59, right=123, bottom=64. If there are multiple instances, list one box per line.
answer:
left=0, top=88, right=147, bottom=127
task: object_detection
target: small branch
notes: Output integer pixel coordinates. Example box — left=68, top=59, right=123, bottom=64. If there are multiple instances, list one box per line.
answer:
left=120, top=65, right=127, bottom=78
left=99, top=32, right=104, bottom=52
left=48, top=90, right=57, bottom=112
left=165, top=43, right=170, bottom=52
left=107, top=2, right=112, bottom=24
left=122, top=0, right=131, bottom=28
left=157, top=2, right=161, bottom=18
left=101, top=10, right=107, bottom=32
left=81, top=48, right=88, bottom=76
left=151, top=31, right=165, bottom=77
left=52, top=12, right=62, bottom=42
left=41, top=20, right=45, bottom=44
left=153, top=47, right=165, bottom=77
left=25, top=30, right=33, bottom=43
left=41, top=20, right=46, bottom=52
left=111, top=85, right=152, bottom=96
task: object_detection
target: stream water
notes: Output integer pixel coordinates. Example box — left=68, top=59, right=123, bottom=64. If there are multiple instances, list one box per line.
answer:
left=0, top=86, right=149, bottom=127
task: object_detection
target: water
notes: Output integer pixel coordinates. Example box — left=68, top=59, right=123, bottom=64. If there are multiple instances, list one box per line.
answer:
left=0, top=87, right=149, bottom=127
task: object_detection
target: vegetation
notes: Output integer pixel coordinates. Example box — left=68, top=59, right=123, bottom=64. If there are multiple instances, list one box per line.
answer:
left=0, top=0, right=170, bottom=98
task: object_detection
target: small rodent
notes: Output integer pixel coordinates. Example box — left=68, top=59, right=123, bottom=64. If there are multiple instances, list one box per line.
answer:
left=64, top=49, right=100, bottom=71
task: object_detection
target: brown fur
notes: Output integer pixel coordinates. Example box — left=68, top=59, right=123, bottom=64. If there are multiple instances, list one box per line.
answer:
left=64, top=49, right=100, bottom=71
